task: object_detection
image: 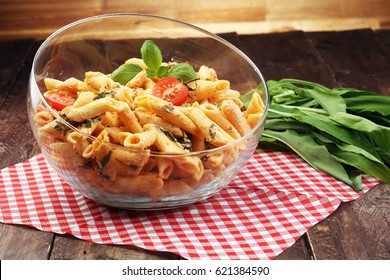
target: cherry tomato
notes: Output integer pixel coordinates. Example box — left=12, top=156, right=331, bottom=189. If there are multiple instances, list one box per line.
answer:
left=47, top=92, right=77, bottom=111
left=152, top=77, right=189, bottom=106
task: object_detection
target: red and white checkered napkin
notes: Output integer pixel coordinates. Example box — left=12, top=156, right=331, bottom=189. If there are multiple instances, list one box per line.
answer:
left=0, top=150, right=379, bottom=260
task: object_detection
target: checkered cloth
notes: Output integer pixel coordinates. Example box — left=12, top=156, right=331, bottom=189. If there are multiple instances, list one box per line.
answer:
left=0, top=150, right=379, bottom=259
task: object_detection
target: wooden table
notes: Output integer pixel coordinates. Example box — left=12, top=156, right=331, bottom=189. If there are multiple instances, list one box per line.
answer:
left=0, top=29, right=389, bottom=260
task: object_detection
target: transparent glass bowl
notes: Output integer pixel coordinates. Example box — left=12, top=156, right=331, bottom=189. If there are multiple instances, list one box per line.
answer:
left=27, top=14, right=269, bottom=210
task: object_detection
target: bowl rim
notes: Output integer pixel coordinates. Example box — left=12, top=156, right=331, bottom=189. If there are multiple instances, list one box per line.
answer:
left=31, top=13, right=270, bottom=157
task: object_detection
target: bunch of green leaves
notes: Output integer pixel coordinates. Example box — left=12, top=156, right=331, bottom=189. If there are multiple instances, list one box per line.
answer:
left=242, top=79, right=390, bottom=191
left=111, top=40, right=198, bottom=85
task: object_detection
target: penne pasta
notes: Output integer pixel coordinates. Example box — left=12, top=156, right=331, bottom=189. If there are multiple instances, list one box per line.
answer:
left=156, top=157, right=174, bottom=179
left=244, top=92, right=265, bottom=128
left=35, top=51, right=264, bottom=202
left=126, top=69, right=147, bottom=88
left=181, top=107, right=234, bottom=146
left=84, top=71, right=116, bottom=92
left=145, top=124, right=203, bottom=181
left=220, top=100, right=251, bottom=136
left=199, top=103, right=241, bottom=139
left=65, top=98, right=120, bottom=122
left=101, top=111, right=123, bottom=127
left=110, top=174, right=164, bottom=195
left=44, top=78, right=62, bottom=90
left=116, top=101, right=143, bottom=133
left=145, top=99, right=201, bottom=137
left=118, top=129, right=156, bottom=150
left=34, top=109, right=54, bottom=127
left=187, top=79, right=230, bottom=101
left=125, top=57, right=147, bottom=69
left=73, top=91, right=96, bottom=108
left=112, top=147, right=149, bottom=169
left=160, top=179, right=193, bottom=197
left=105, top=126, right=126, bottom=144
left=135, top=107, right=184, bottom=137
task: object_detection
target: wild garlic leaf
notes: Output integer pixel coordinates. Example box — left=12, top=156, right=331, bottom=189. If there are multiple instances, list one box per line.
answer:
left=261, top=129, right=355, bottom=187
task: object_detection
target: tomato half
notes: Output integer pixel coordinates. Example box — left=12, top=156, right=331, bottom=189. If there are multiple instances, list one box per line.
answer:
left=47, top=92, right=77, bottom=111
left=152, top=77, right=189, bottom=106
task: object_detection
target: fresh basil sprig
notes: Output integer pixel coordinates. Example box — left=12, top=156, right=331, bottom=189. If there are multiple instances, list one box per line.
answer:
left=111, top=40, right=198, bottom=85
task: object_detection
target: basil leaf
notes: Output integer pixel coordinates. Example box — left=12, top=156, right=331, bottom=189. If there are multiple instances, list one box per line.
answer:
left=157, top=65, right=169, bottom=78
left=146, top=68, right=157, bottom=79
left=111, top=64, right=143, bottom=85
left=141, top=40, right=162, bottom=71
left=167, top=63, right=197, bottom=83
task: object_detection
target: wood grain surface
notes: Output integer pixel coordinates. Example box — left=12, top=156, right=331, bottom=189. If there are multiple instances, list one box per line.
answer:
left=1, top=0, right=389, bottom=38
left=0, top=29, right=389, bottom=260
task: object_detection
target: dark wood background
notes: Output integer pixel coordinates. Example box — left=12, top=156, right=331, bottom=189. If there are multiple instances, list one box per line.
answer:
left=0, top=29, right=389, bottom=259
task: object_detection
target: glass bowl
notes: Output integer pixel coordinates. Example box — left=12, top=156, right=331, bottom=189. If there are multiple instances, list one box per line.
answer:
left=27, top=14, right=269, bottom=210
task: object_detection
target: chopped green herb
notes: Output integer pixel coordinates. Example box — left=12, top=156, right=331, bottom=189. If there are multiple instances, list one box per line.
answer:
left=161, top=104, right=175, bottom=113
left=54, top=123, right=64, bottom=131
left=81, top=120, right=92, bottom=128
left=94, top=90, right=115, bottom=100
left=209, top=123, right=217, bottom=139
left=100, top=150, right=112, bottom=169
left=158, top=126, right=177, bottom=142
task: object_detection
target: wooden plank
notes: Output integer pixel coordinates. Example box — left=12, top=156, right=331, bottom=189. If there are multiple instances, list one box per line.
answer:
left=0, top=39, right=35, bottom=106
left=0, top=224, right=54, bottom=259
left=265, top=0, right=390, bottom=21
left=306, top=183, right=390, bottom=259
left=238, top=31, right=337, bottom=86
left=0, top=41, right=41, bottom=168
left=3, top=0, right=390, bottom=39
left=273, top=236, right=312, bottom=260
left=50, top=234, right=180, bottom=260
left=308, top=29, right=390, bottom=95
left=375, top=29, right=390, bottom=51
left=0, top=40, right=55, bottom=260
left=104, top=0, right=265, bottom=23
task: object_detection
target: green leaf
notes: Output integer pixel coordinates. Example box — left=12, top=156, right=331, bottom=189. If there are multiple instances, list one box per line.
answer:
left=111, top=64, right=143, bottom=85
left=167, top=63, right=198, bottom=83
left=157, top=65, right=169, bottom=78
left=344, top=95, right=390, bottom=116
left=146, top=68, right=157, bottom=79
left=267, top=79, right=346, bottom=114
left=332, top=87, right=380, bottom=97
left=293, top=110, right=379, bottom=157
left=263, top=78, right=390, bottom=191
left=141, top=40, right=162, bottom=71
left=300, top=88, right=346, bottom=115
left=265, top=119, right=311, bottom=131
left=334, top=143, right=385, bottom=168
left=261, top=129, right=355, bottom=186
left=331, top=148, right=390, bottom=183
left=100, top=150, right=112, bottom=169
left=330, top=112, right=390, bottom=153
